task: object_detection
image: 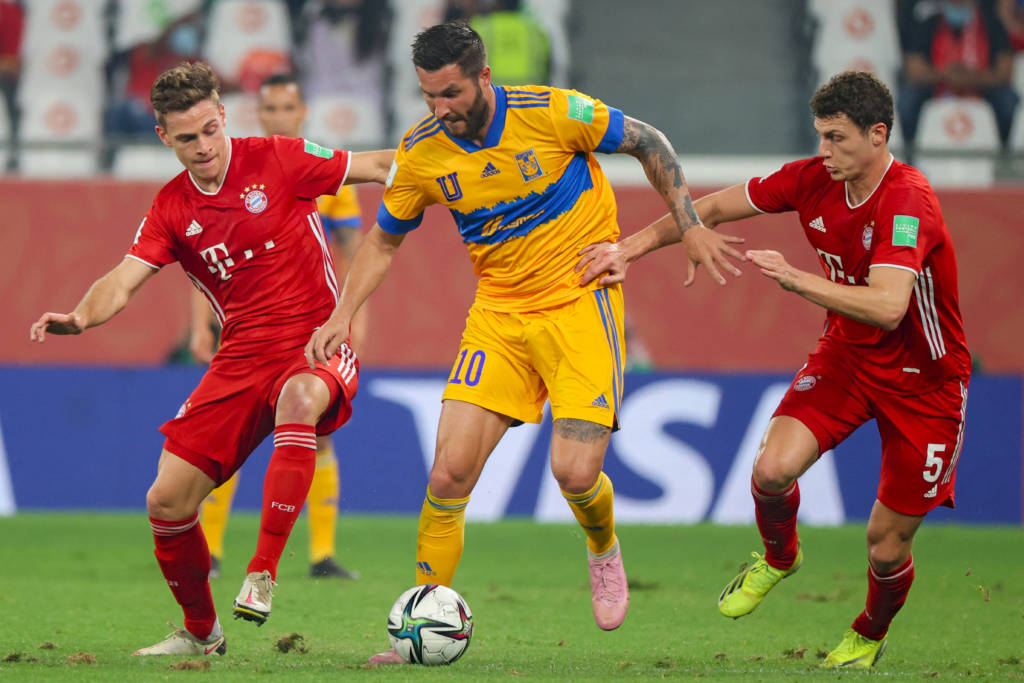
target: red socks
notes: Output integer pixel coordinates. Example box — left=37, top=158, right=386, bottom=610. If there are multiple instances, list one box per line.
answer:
left=150, top=512, right=216, bottom=639
left=852, top=555, right=915, bottom=640
left=247, top=424, right=317, bottom=580
left=752, top=478, right=801, bottom=570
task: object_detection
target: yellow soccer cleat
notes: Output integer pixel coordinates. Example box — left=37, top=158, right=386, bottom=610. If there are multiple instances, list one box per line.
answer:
left=717, top=545, right=802, bottom=618
left=822, top=629, right=887, bottom=668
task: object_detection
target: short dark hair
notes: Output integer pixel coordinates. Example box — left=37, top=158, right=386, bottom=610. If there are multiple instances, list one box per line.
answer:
left=411, top=21, right=487, bottom=77
left=151, top=61, right=221, bottom=128
left=810, top=71, right=894, bottom=141
left=260, top=73, right=304, bottom=101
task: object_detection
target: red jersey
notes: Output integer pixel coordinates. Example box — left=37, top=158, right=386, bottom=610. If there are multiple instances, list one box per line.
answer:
left=746, top=155, right=970, bottom=394
left=127, top=136, right=350, bottom=358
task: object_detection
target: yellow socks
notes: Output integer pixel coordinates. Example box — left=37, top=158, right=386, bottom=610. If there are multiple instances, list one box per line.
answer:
left=415, top=486, right=470, bottom=586
left=563, top=471, right=617, bottom=555
left=307, top=441, right=340, bottom=563
left=201, top=472, right=240, bottom=560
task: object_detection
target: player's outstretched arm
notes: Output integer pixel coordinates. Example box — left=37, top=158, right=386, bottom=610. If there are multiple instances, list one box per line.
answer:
left=305, top=224, right=405, bottom=367
left=29, top=257, right=156, bottom=343
left=576, top=118, right=745, bottom=287
left=747, top=249, right=915, bottom=330
left=343, top=150, right=396, bottom=185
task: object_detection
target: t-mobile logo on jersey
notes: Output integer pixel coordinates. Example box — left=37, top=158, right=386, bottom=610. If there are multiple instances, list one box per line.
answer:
left=200, top=240, right=277, bottom=280
left=816, top=248, right=858, bottom=285
left=270, top=501, right=296, bottom=512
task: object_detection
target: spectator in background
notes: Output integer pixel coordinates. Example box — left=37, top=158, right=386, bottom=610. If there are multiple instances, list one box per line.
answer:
left=445, top=0, right=551, bottom=85
left=296, top=0, right=389, bottom=109
left=899, top=0, right=1019, bottom=150
left=0, top=0, right=23, bottom=170
left=997, top=0, right=1024, bottom=49
left=105, top=12, right=204, bottom=138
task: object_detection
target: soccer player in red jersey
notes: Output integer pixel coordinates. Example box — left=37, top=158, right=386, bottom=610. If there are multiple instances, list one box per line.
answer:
left=577, top=71, right=970, bottom=669
left=29, top=62, right=393, bottom=656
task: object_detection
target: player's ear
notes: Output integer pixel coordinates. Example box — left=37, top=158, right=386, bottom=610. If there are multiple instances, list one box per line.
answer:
left=219, top=103, right=226, bottom=124
left=870, top=122, right=887, bottom=147
left=478, top=65, right=491, bottom=89
left=154, top=124, right=171, bottom=147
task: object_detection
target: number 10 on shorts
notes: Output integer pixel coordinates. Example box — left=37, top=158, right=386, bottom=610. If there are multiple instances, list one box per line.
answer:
left=449, top=349, right=486, bottom=387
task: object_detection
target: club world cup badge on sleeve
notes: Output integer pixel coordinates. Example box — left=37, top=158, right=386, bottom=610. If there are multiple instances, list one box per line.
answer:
left=241, top=185, right=269, bottom=214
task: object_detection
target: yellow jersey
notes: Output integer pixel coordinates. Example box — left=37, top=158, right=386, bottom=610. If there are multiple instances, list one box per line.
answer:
left=378, top=84, right=624, bottom=311
left=316, top=185, right=362, bottom=232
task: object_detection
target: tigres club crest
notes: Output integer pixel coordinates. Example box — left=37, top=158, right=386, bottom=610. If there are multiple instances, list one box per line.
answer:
left=514, top=149, right=543, bottom=182
left=240, top=184, right=268, bottom=214
left=862, top=223, right=874, bottom=250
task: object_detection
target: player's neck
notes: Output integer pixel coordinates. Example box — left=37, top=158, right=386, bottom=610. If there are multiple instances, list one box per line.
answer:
left=845, top=149, right=893, bottom=206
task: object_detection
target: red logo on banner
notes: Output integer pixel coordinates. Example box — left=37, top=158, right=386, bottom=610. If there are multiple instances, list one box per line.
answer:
left=237, top=3, right=268, bottom=33
left=47, top=45, right=79, bottom=77
left=843, top=8, right=875, bottom=40
left=45, top=102, right=77, bottom=136
left=944, top=110, right=974, bottom=142
left=326, top=105, right=357, bottom=136
left=51, top=1, right=82, bottom=30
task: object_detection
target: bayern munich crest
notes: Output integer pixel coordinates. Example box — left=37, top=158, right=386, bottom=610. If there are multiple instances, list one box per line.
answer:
left=241, top=185, right=268, bottom=214
left=794, top=375, right=817, bottom=391
left=862, top=224, right=873, bottom=250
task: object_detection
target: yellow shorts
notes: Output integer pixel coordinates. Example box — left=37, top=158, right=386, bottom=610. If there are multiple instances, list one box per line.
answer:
left=441, top=285, right=625, bottom=427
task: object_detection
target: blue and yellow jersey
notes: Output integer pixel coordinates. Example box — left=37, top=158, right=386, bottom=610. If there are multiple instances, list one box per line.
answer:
left=378, top=84, right=624, bottom=311
left=316, top=185, right=362, bottom=233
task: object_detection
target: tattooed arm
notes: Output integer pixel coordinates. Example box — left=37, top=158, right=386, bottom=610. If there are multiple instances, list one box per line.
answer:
left=575, top=117, right=745, bottom=287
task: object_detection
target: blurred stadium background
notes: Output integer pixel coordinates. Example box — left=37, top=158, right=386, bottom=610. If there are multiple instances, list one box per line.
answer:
left=0, top=0, right=1021, bottom=528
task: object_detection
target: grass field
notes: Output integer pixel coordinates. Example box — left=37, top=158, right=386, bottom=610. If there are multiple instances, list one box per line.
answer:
left=0, top=513, right=1022, bottom=680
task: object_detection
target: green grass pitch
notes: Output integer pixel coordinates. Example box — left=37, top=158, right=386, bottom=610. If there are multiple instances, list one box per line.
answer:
left=0, top=513, right=1022, bottom=680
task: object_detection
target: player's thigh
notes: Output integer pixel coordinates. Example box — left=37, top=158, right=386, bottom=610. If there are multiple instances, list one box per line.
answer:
left=430, top=399, right=514, bottom=498
left=768, top=354, right=873, bottom=482
left=873, top=379, right=968, bottom=516
left=148, top=448, right=218, bottom=518
left=753, top=416, right=822, bottom=489
left=274, top=372, right=333, bottom=425
left=275, top=343, right=359, bottom=435
left=528, top=286, right=624, bottom=430
left=550, top=418, right=612, bottom=493
left=441, top=305, right=547, bottom=425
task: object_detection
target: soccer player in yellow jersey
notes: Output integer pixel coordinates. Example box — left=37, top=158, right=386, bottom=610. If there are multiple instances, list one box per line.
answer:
left=306, top=22, right=744, bottom=662
left=192, top=74, right=364, bottom=581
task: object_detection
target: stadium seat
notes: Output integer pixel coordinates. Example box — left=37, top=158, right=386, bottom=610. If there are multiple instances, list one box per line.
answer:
left=221, top=93, right=264, bottom=138
left=810, top=0, right=901, bottom=87
left=19, top=43, right=105, bottom=101
left=23, top=0, right=107, bottom=63
left=19, top=149, right=98, bottom=177
left=305, top=95, right=385, bottom=149
left=202, top=0, right=291, bottom=84
left=111, top=144, right=185, bottom=181
left=19, top=91, right=101, bottom=144
left=113, top=0, right=203, bottom=52
left=915, top=97, right=1001, bottom=152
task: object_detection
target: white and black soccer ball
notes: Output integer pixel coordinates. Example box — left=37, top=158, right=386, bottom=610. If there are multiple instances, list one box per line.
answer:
left=386, top=584, right=473, bottom=665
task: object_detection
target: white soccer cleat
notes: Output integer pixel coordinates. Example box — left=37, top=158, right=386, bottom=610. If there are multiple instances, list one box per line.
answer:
left=132, top=620, right=226, bottom=656
left=233, top=570, right=275, bottom=625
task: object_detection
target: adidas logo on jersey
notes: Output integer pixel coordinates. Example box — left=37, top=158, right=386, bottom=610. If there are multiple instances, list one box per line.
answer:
left=923, top=484, right=938, bottom=498
left=480, top=162, right=500, bottom=178
left=809, top=216, right=826, bottom=233
left=592, top=394, right=610, bottom=409
left=186, top=220, right=203, bottom=237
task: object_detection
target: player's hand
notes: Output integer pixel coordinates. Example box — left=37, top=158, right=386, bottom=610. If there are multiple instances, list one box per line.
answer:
left=305, top=317, right=350, bottom=369
left=575, top=241, right=627, bottom=286
left=681, top=226, right=746, bottom=287
left=29, top=312, right=86, bottom=342
left=189, top=326, right=216, bottom=364
left=746, top=249, right=802, bottom=291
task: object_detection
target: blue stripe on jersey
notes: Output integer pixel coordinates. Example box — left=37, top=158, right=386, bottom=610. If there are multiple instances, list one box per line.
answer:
left=404, top=120, right=443, bottom=151
left=320, top=216, right=361, bottom=232
left=404, top=114, right=438, bottom=141
left=506, top=94, right=550, bottom=102
left=442, top=85, right=509, bottom=153
left=449, top=152, right=593, bottom=245
left=596, top=107, right=625, bottom=154
left=506, top=89, right=550, bottom=98
left=377, top=202, right=424, bottom=234
left=507, top=103, right=549, bottom=109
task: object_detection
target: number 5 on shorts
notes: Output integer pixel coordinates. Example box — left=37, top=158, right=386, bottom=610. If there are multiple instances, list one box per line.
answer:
left=923, top=443, right=946, bottom=482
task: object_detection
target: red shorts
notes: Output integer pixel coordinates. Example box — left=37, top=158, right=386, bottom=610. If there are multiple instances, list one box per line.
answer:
left=160, top=345, right=358, bottom=485
left=774, top=349, right=969, bottom=516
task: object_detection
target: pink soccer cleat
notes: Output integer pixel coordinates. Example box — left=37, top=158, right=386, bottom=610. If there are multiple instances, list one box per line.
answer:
left=368, top=648, right=406, bottom=664
left=588, top=540, right=629, bottom=630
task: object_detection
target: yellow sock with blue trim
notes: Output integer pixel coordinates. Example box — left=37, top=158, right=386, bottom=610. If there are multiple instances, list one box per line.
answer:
left=563, top=472, right=617, bottom=555
left=307, top=441, right=339, bottom=563
left=201, top=472, right=240, bottom=560
left=416, top=486, right=470, bottom=586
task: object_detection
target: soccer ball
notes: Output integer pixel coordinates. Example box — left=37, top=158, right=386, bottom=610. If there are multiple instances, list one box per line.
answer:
left=386, top=584, right=473, bottom=665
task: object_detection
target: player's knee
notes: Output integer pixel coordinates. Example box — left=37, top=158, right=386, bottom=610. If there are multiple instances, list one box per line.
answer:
left=550, top=460, right=599, bottom=495
left=867, top=534, right=912, bottom=574
left=428, top=465, right=474, bottom=499
left=276, top=381, right=323, bottom=425
left=751, top=451, right=798, bottom=492
left=145, top=483, right=195, bottom=521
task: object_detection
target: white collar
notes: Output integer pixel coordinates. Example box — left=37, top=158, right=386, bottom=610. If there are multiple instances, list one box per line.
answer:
left=845, top=153, right=894, bottom=209
left=188, top=137, right=233, bottom=196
